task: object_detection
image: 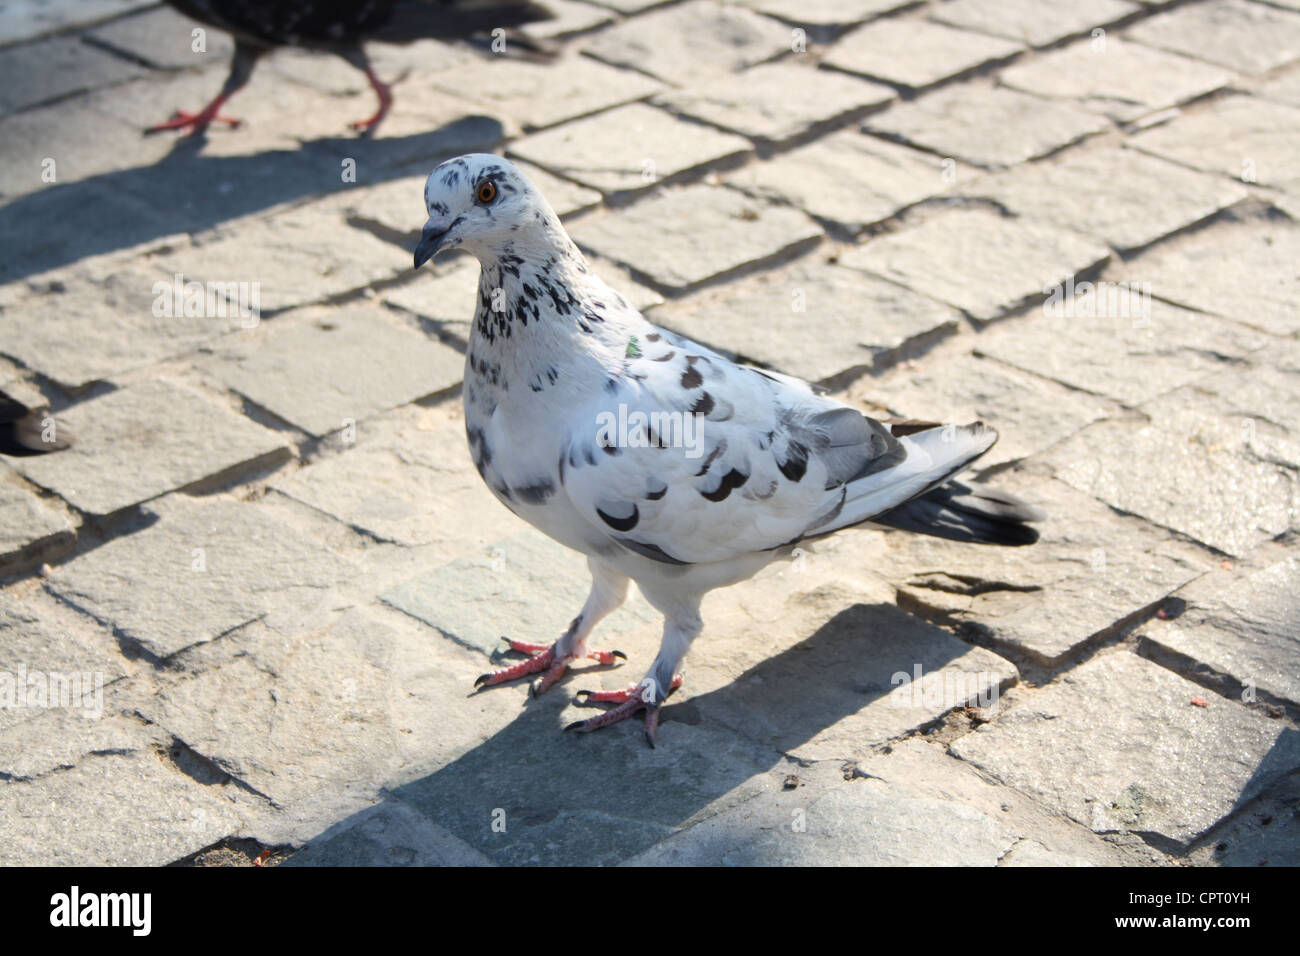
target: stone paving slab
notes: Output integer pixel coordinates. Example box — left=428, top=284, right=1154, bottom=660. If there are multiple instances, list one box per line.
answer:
left=1187, top=770, right=1300, bottom=867
left=1128, top=94, right=1300, bottom=190
left=205, top=307, right=465, bottom=438
left=0, top=0, right=153, bottom=47
left=1256, top=69, right=1300, bottom=109
left=670, top=568, right=1018, bottom=762
left=582, top=1, right=792, bottom=85
left=864, top=84, right=1109, bottom=168
left=626, top=762, right=1020, bottom=865
left=429, top=52, right=662, bottom=131
left=381, top=528, right=658, bottom=658
left=650, top=255, right=959, bottom=384
left=284, top=799, right=494, bottom=866
left=655, top=62, right=896, bottom=148
left=151, top=208, right=411, bottom=316
left=1125, top=0, right=1300, bottom=75
left=999, top=36, right=1233, bottom=123
left=849, top=352, right=1114, bottom=469
left=0, top=32, right=144, bottom=117
left=507, top=103, right=752, bottom=201
left=974, top=297, right=1267, bottom=406
left=725, top=130, right=954, bottom=232
left=960, top=146, right=1247, bottom=253
left=929, top=0, right=1140, bottom=49
left=0, top=748, right=246, bottom=866
left=1140, top=555, right=1300, bottom=709
left=572, top=183, right=822, bottom=292
left=519, top=0, right=613, bottom=39
left=0, top=473, right=73, bottom=570
left=733, top=0, right=914, bottom=27
left=83, top=3, right=234, bottom=70
left=1, top=259, right=250, bottom=390
left=0, top=592, right=128, bottom=733
left=952, top=650, right=1300, bottom=847
left=840, top=208, right=1111, bottom=323
left=1046, top=369, right=1300, bottom=557
left=823, top=18, right=1023, bottom=91
left=43, top=496, right=357, bottom=660
left=872, top=468, right=1212, bottom=664
left=14, top=379, right=290, bottom=518
left=1109, top=215, right=1300, bottom=336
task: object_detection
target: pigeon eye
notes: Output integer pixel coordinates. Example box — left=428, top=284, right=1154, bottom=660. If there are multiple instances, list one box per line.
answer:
left=476, top=181, right=497, bottom=204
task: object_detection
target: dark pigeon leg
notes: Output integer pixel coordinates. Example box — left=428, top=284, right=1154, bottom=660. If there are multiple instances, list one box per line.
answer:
left=147, top=39, right=261, bottom=135
left=566, top=675, right=683, bottom=748
left=339, top=46, right=392, bottom=134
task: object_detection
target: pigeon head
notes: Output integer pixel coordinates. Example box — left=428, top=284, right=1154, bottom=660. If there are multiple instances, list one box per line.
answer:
left=413, top=154, right=555, bottom=268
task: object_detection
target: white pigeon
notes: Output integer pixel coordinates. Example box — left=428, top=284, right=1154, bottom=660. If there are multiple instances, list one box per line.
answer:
left=413, top=154, right=1042, bottom=746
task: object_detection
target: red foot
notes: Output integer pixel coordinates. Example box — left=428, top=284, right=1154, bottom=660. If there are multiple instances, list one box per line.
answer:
left=474, top=638, right=625, bottom=697
left=567, top=675, right=683, bottom=747
left=146, top=105, right=242, bottom=136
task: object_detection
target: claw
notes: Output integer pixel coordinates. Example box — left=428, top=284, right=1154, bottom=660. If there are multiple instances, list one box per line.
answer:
left=564, top=675, right=682, bottom=746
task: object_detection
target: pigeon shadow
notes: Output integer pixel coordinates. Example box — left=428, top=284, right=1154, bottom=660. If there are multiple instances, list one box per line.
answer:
left=287, top=602, right=978, bottom=866
left=0, top=115, right=506, bottom=284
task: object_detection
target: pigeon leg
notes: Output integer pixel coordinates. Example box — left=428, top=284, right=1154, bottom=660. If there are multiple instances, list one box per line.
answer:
left=566, top=613, right=700, bottom=747
left=339, top=46, right=392, bottom=134
left=148, top=39, right=261, bottom=135
left=474, top=562, right=629, bottom=696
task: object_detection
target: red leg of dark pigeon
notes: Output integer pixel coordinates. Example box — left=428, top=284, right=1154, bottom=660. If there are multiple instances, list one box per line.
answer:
left=568, top=675, right=684, bottom=747
left=475, top=638, right=625, bottom=697
left=348, top=64, right=393, bottom=134
left=146, top=95, right=243, bottom=135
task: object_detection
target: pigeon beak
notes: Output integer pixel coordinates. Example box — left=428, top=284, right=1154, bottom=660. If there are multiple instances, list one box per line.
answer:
left=413, top=220, right=451, bottom=269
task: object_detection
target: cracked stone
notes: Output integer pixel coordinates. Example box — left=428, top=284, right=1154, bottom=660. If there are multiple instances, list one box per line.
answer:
left=951, top=650, right=1300, bottom=847
left=13, top=379, right=290, bottom=518
left=1128, top=94, right=1300, bottom=189
left=582, top=1, right=792, bottom=85
left=725, top=130, right=956, bottom=232
left=961, top=147, right=1247, bottom=253
left=1045, top=368, right=1300, bottom=556
left=1125, top=0, right=1300, bottom=75
left=655, top=62, right=895, bottom=147
left=572, top=184, right=822, bottom=292
left=1108, top=215, right=1300, bottom=336
left=865, top=83, right=1109, bottom=168
left=1140, top=554, right=1300, bottom=708
left=205, top=307, right=465, bottom=438
left=43, top=496, right=357, bottom=660
left=430, top=52, right=661, bottom=131
left=839, top=208, right=1111, bottom=322
left=651, top=256, right=959, bottom=384
left=999, top=36, right=1232, bottom=122
left=974, top=296, right=1267, bottom=405
left=930, top=0, right=1140, bottom=48
left=507, top=103, right=752, bottom=201
left=823, top=19, right=1023, bottom=91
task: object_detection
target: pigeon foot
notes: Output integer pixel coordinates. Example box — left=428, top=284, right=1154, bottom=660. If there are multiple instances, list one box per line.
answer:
left=474, top=638, right=624, bottom=696
left=567, top=675, right=683, bottom=747
left=146, top=103, right=242, bottom=136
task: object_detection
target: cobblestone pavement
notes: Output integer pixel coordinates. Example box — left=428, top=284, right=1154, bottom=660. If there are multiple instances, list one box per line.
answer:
left=1, top=0, right=1297, bottom=867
